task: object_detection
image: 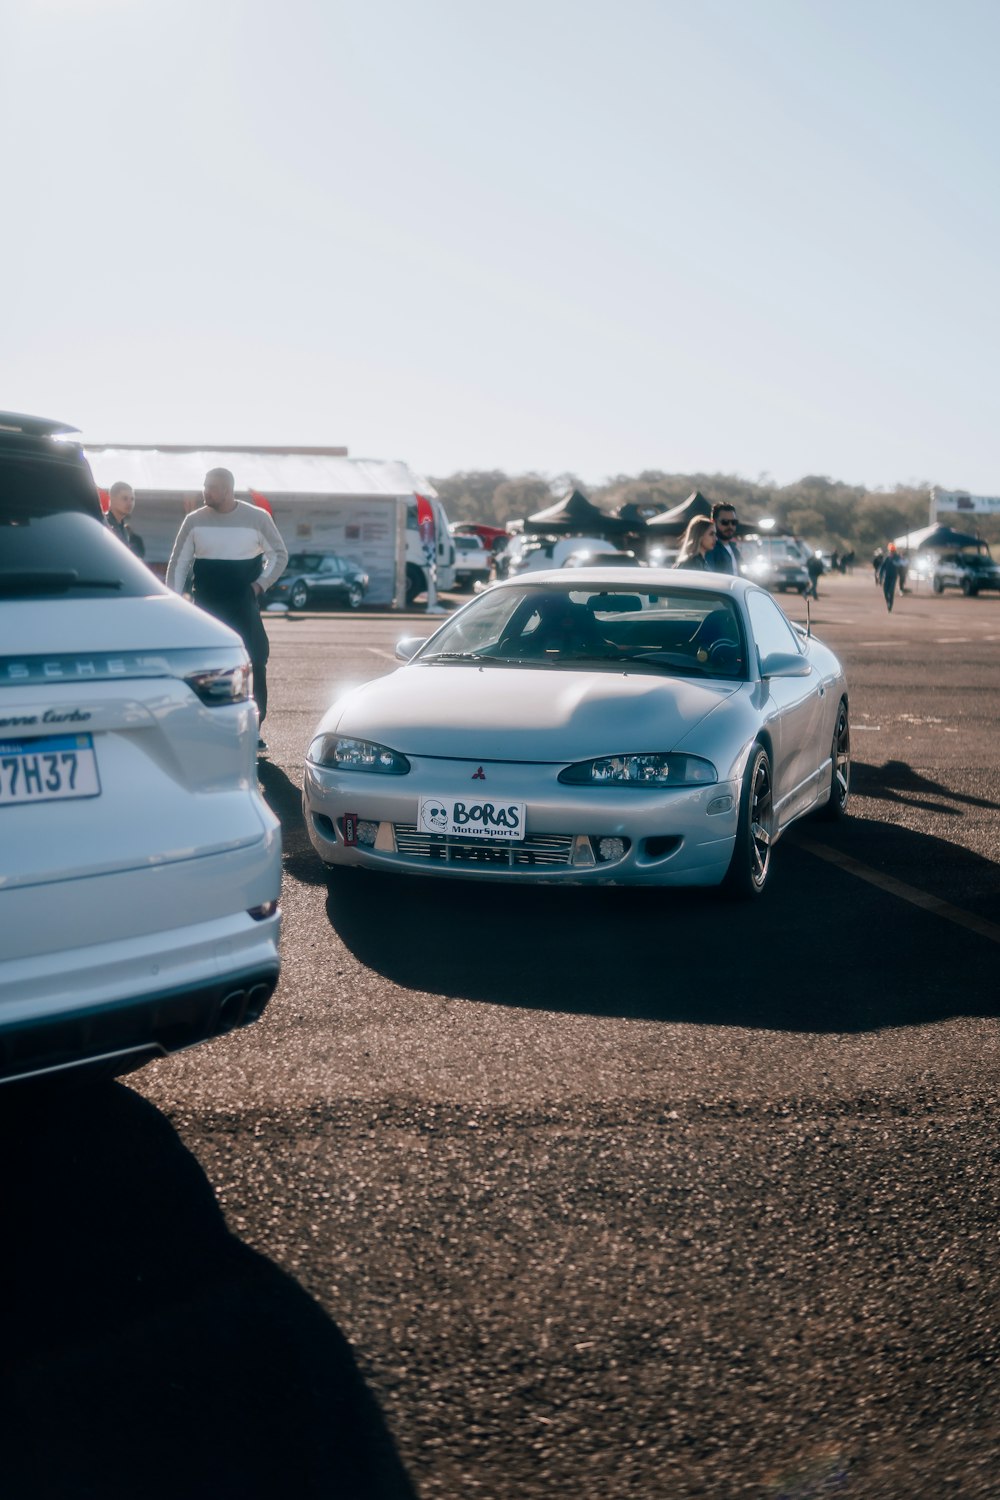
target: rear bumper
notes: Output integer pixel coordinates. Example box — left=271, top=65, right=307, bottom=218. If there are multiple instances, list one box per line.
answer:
left=0, top=961, right=279, bottom=1085
left=0, top=834, right=282, bottom=1084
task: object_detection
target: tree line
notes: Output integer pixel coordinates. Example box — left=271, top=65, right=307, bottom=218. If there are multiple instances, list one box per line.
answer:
left=430, top=469, right=1000, bottom=555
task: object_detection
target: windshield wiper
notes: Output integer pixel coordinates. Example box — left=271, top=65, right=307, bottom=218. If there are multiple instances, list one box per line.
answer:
left=421, top=651, right=489, bottom=662
left=0, top=570, right=123, bottom=595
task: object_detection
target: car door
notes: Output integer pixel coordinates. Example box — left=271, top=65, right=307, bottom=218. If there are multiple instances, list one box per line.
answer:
left=317, top=556, right=344, bottom=601
left=746, top=590, right=827, bottom=824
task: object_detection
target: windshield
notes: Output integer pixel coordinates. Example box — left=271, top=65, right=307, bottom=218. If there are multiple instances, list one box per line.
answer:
left=417, top=584, right=748, bottom=679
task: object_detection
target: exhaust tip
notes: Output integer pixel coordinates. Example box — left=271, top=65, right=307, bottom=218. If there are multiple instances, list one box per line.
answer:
left=217, top=989, right=247, bottom=1031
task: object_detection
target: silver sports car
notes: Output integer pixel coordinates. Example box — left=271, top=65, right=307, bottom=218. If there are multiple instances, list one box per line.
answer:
left=303, top=569, right=850, bottom=897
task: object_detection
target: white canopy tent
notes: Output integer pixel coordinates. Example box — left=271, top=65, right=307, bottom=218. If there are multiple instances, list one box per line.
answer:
left=85, top=446, right=438, bottom=607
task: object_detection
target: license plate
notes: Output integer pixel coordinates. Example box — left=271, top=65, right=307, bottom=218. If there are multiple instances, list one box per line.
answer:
left=0, top=734, right=101, bottom=807
left=418, top=795, right=526, bottom=841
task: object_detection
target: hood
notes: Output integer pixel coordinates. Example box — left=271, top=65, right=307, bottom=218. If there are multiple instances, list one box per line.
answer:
left=328, top=663, right=737, bottom=761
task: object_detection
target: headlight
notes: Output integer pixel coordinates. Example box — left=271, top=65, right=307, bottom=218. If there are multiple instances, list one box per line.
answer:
left=307, top=734, right=410, bottom=774
left=559, top=753, right=717, bottom=787
left=183, top=661, right=253, bottom=705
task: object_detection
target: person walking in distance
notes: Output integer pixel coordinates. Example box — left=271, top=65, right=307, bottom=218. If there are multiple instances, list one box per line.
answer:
left=166, top=468, right=288, bottom=752
left=705, top=503, right=743, bottom=575
left=806, top=552, right=823, bottom=600
left=878, top=543, right=902, bottom=613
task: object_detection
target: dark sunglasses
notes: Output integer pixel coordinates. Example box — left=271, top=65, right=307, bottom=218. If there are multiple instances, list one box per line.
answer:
left=717, top=517, right=738, bottom=527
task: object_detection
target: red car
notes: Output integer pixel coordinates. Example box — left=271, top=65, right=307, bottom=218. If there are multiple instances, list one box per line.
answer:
left=453, top=523, right=510, bottom=554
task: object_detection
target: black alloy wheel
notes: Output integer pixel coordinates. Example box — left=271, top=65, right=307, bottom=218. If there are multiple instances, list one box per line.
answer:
left=347, top=583, right=363, bottom=610
left=817, top=699, right=850, bottom=821
left=289, top=580, right=310, bottom=611
left=724, top=744, right=774, bottom=898
left=933, top=576, right=944, bottom=594
left=961, top=576, right=975, bottom=596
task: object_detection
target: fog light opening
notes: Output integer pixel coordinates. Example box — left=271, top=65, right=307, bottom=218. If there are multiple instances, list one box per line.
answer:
left=592, top=836, right=629, bottom=864
left=643, top=836, right=681, bottom=859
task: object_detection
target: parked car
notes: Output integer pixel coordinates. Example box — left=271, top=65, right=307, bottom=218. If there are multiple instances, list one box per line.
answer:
left=931, top=550, right=1000, bottom=596
left=504, top=535, right=612, bottom=578
left=453, top=523, right=510, bottom=555
left=562, top=548, right=642, bottom=568
left=268, top=551, right=368, bottom=611
left=303, top=568, right=849, bottom=898
left=740, top=535, right=811, bottom=594
left=0, top=412, right=281, bottom=1086
left=451, top=533, right=491, bottom=590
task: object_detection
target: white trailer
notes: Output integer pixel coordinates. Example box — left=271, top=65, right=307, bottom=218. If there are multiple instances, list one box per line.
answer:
left=84, top=445, right=455, bottom=608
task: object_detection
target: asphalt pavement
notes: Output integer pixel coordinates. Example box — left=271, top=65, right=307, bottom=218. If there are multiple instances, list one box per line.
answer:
left=4, top=572, right=999, bottom=1499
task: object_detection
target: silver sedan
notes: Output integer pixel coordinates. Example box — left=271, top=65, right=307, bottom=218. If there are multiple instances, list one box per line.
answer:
left=303, top=569, right=850, bottom=897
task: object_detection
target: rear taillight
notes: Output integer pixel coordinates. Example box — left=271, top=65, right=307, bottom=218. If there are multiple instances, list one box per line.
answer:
left=183, top=662, right=253, bottom=705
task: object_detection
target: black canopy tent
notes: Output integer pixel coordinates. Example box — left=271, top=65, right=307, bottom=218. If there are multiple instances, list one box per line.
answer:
left=524, top=488, right=634, bottom=538
left=892, top=523, right=986, bottom=552
left=644, top=490, right=713, bottom=536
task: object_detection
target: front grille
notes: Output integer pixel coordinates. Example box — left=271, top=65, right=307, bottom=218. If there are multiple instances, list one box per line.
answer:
left=393, top=825, right=575, bottom=868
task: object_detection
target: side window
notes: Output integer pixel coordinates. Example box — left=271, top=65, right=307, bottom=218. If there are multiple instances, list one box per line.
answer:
left=747, top=590, right=802, bottom=666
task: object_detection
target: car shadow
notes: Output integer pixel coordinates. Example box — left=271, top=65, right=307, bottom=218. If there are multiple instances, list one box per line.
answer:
left=318, top=816, right=1000, bottom=1034
left=852, top=758, right=1000, bottom=815
left=0, top=1082, right=416, bottom=1500
left=257, top=759, right=329, bottom=887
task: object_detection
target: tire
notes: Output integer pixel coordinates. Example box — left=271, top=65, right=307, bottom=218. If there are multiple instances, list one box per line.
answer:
left=346, top=583, right=363, bottom=610
left=932, top=576, right=944, bottom=594
left=817, top=698, right=850, bottom=821
left=961, top=576, right=973, bottom=596
left=724, top=744, right=774, bottom=898
left=289, top=581, right=310, bottom=611
left=405, top=564, right=425, bottom=606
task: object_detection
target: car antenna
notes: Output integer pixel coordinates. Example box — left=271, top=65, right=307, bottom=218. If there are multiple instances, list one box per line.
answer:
left=805, top=592, right=812, bottom=637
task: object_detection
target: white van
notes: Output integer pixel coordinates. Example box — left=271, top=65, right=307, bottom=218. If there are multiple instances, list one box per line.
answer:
left=405, top=496, right=456, bottom=602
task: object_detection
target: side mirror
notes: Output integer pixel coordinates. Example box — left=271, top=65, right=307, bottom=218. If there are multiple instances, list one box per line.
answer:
left=395, top=636, right=427, bottom=662
left=759, top=650, right=811, bottom=679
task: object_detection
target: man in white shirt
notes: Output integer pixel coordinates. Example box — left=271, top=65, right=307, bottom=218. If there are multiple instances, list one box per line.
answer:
left=167, top=468, right=288, bottom=751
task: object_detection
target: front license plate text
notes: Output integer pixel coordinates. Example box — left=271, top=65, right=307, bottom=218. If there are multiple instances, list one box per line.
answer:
left=418, top=796, right=526, bottom=840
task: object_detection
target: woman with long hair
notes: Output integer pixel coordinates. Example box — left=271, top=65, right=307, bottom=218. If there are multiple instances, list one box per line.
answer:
left=673, top=516, right=717, bottom=570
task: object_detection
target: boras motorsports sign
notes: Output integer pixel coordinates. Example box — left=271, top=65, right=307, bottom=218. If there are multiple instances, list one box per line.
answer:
left=418, top=796, right=525, bottom=840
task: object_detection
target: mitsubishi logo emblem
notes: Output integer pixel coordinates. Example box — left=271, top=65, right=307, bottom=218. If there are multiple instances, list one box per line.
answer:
left=472, top=766, right=486, bottom=780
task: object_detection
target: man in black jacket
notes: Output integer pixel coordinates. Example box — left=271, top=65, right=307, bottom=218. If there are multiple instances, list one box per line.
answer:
left=705, top=503, right=743, bottom=575
left=105, top=482, right=143, bottom=554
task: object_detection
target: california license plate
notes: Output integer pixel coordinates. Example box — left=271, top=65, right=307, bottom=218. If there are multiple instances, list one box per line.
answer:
left=0, top=734, right=101, bottom=807
left=418, top=795, right=526, bottom=841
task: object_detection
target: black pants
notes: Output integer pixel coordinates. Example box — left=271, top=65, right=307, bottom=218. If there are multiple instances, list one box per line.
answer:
left=193, top=588, right=270, bottom=726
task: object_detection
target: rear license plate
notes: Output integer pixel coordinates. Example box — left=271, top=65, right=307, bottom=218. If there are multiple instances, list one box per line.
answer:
left=418, top=796, right=526, bottom=841
left=0, top=734, right=101, bottom=807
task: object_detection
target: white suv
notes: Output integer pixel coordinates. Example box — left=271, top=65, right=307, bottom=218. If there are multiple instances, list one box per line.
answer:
left=0, top=414, right=281, bottom=1085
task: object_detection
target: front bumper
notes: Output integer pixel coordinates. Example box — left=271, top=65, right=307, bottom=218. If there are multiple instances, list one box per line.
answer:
left=303, top=757, right=739, bottom=886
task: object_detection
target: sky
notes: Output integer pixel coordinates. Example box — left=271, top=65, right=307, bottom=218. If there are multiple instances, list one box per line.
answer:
left=5, top=0, right=999, bottom=492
